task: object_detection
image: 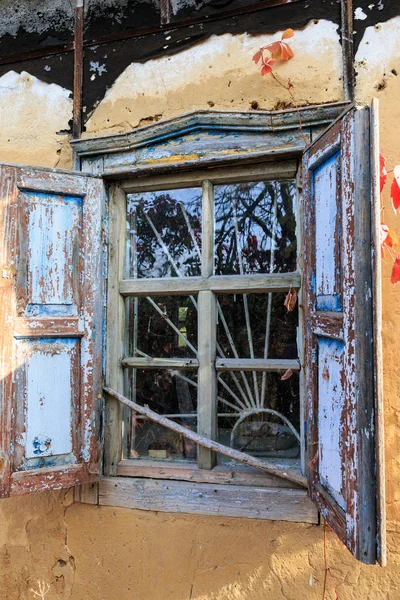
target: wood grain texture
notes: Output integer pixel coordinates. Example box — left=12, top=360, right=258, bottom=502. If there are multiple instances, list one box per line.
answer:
left=120, top=161, right=298, bottom=192
left=197, top=290, right=217, bottom=470
left=71, top=106, right=350, bottom=181
left=351, top=107, right=377, bottom=564
left=99, top=477, right=318, bottom=523
left=17, top=170, right=87, bottom=197
left=215, top=358, right=300, bottom=372
left=122, top=357, right=199, bottom=369
left=104, top=183, right=126, bottom=477
left=71, top=104, right=350, bottom=158
left=117, top=459, right=300, bottom=488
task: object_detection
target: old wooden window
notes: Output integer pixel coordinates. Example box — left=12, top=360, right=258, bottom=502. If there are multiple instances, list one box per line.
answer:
left=0, top=103, right=385, bottom=565
left=96, top=104, right=385, bottom=565
left=103, top=162, right=313, bottom=522
left=114, top=170, right=304, bottom=469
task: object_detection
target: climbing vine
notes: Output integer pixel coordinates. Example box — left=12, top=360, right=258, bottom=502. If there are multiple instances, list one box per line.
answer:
left=253, top=29, right=400, bottom=284
left=252, top=29, right=307, bottom=144
left=380, top=152, right=400, bottom=283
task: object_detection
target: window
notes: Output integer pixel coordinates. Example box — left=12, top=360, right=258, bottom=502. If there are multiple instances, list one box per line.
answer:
left=0, top=104, right=385, bottom=565
left=122, top=175, right=301, bottom=472
left=105, top=162, right=313, bottom=523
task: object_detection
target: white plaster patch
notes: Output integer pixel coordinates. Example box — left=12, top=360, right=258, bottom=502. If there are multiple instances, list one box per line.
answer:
left=86, top=20, right=343, bottom=135
left=90, top=61, right=107, bottom=76
left=355, top=16, right=400, bottom=101
left=355, top=7, right=368, bottom=20
left=0, top=70, right=72, bottom=166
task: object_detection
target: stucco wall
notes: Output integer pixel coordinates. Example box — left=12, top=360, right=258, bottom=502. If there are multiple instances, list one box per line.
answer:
left=1, top=15, right=400, bottom=600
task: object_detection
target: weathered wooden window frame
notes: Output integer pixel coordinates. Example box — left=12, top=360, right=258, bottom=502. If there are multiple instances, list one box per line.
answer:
left=114, top=163, right=301, bottom=455
left=103, top=163, right=315, bottom=521
left=71, top=103, right=349, bottom=521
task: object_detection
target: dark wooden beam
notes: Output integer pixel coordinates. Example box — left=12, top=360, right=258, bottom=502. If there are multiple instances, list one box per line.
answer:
left=73, top=0, right=84, bottom=140
left=341, top=0, right=355, bottom=102
left=0, top=0, right=302, bottom=67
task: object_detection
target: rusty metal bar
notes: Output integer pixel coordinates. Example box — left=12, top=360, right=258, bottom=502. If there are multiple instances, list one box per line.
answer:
left=73, top=0, right=84, bottom=140
left=0, top=0, right=302, bottom=67
left=0, top=45, right=72, bottom=67
left=160, top=0, right=171, bottom=26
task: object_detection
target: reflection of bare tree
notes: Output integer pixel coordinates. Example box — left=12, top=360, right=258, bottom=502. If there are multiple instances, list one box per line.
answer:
left=128, top=190, right=202, bottom=279
left=215, top=181, right=296, bottom=275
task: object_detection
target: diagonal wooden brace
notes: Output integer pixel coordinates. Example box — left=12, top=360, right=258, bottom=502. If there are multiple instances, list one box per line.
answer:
left=104, top=387, right=307, bottom=488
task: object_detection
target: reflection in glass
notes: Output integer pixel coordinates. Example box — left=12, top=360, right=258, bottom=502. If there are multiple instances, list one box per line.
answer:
left=125, top=369, right=197, bottom=462
left=127, top=188, right=202, bottom=279
left=217, top=371, right=300, bottom=461
left=217, top=293, right=298, bottom=360
left=126, top=295, right=198, bottom=359
left=214, top=181, right=296, bottom=275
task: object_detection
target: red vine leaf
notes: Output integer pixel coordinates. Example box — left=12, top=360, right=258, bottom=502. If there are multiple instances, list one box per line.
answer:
left=264, top=29, right=295, bottom=61
left=391, top=165, right=400, bottom=214
left=284, top=287, right=298, bottom=312
left=391, top=255, right=400, bottom=285
left=381, top=223, right=389, bottom=258
left=380, top=152, right=387, bottom=192
left=387, top=227, right=398, bottom=248
left=281, top=28, right=295, bottom=40
left=380, top=223, right=389, bottom=246
left=261, top=57, right=275, bottom=75
left=281, top=369, right=293, bottom=381
left=252, top=49, right=262, bottom=64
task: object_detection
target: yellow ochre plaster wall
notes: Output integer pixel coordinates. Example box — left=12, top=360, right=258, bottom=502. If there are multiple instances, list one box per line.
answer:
left=1, top=18, right=400, bottom=600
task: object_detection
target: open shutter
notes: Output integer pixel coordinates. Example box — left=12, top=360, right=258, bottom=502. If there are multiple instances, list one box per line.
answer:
left=0, top=164, right=104, bottom=497
left=303, top=103, right=385, bottom=565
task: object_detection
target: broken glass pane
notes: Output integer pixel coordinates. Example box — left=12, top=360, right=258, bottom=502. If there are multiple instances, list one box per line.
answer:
left=124, top=368, right=198, bottom=462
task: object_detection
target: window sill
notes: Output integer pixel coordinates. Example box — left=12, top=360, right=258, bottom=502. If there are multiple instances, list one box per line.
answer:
left=99, top=461, right=318, bottom=523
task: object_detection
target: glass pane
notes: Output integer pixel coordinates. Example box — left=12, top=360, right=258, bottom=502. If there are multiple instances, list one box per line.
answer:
left=214, top=180, right=296, bottom=275
left=126, top=295, right=198, bottom=359
left=217, top=293, right=298, bottom=360
left=217, top=371, right=300, bottom=460
left=124, top=369, right=197, bottom=462
left=127, top=188, right=202, bottom=278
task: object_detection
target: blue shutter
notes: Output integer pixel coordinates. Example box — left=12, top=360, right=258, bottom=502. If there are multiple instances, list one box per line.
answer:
left=303, top=103, right=385, bottom=565
left=0, top=165, right=103, bottom=497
